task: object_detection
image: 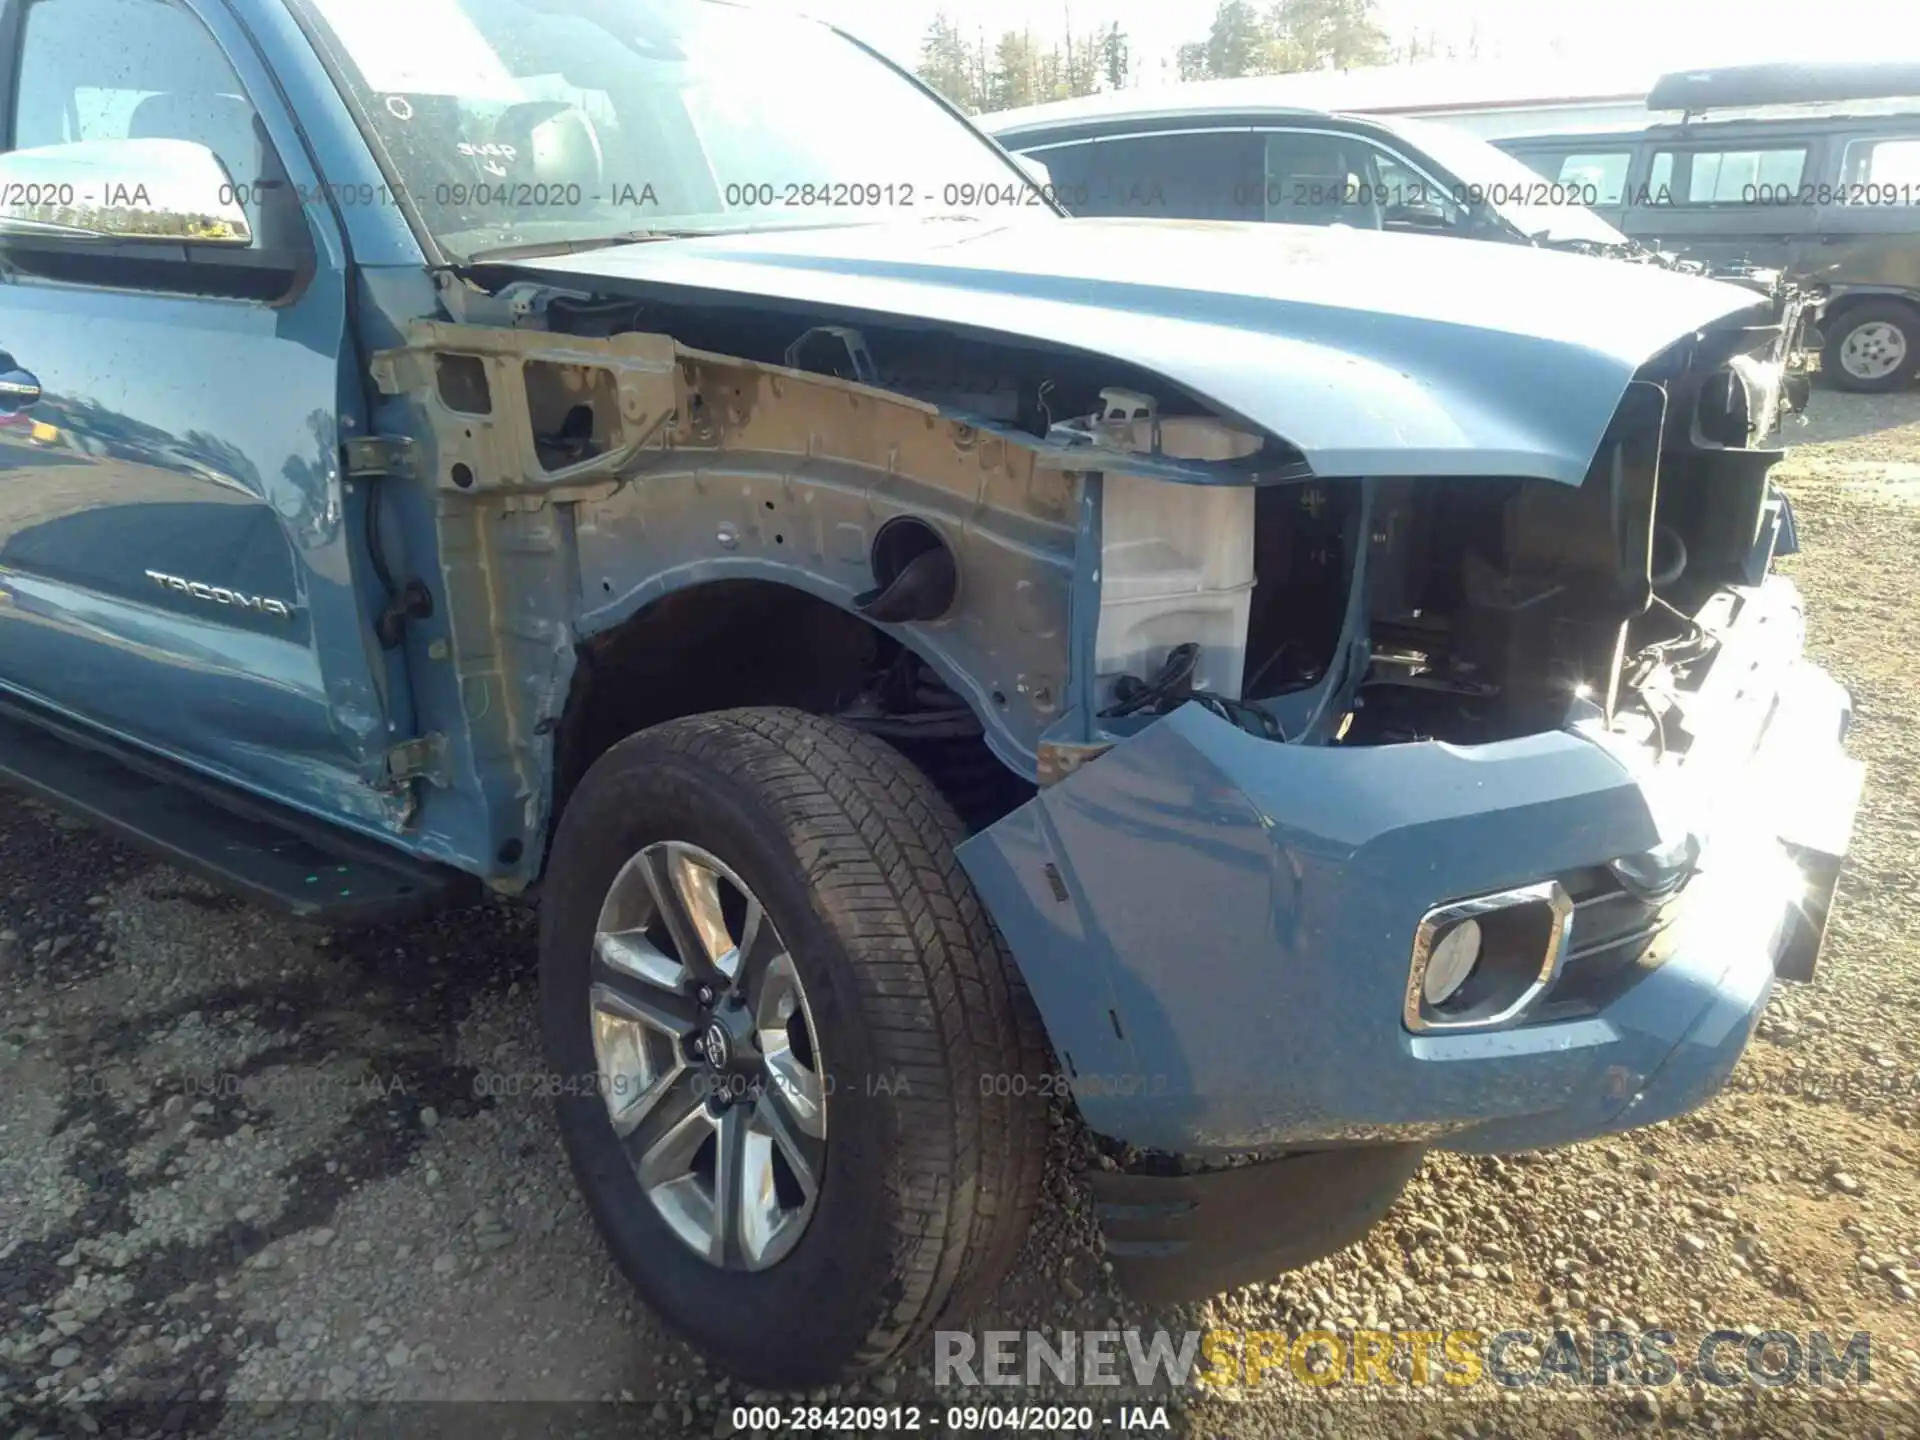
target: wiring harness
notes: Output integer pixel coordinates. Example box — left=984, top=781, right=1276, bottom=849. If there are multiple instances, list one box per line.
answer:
left=1098, top=643, right=1286, bottom=740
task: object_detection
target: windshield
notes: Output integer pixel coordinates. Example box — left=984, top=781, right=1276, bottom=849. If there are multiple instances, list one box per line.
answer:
left=291, top=0, right=1041, bottom=260
left=1385, top=115, right=1633, bottom=248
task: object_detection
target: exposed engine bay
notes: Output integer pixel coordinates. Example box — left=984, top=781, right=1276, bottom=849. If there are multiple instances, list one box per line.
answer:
left=1237, top=361, right=1795, bottom=753
left=380, top=259, right=1804, bottom=849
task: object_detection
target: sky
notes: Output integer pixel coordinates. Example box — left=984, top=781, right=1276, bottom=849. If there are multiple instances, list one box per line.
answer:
left=756, top=0, right=1920, bottom=88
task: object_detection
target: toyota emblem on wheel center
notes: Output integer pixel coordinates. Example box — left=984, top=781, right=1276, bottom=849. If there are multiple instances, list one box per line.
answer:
left=703, top=1021, right=730, bottom=1069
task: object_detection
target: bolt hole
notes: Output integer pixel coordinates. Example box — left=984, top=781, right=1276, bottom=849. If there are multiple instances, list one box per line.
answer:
left=497, top=838, right=524, bottom=865
left=451, top=463, right=474, bottom=489
left=991, top=690, right=1007, bottom=708
left=601, top=580, right=613, bottom=593
left=774, top=533, right=784, bottom=545
left=763, top=500, right=775, bottom=511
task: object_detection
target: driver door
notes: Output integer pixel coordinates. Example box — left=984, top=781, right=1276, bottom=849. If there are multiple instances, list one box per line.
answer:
left=0, top=0, right=405, bottom=832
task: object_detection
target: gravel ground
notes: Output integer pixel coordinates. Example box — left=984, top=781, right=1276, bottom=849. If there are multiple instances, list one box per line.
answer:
left=2, top=387, right=1918, bottom=1440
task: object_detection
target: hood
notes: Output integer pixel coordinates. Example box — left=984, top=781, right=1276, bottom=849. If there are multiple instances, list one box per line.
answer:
left=495, top=218, right=1774, bottom=486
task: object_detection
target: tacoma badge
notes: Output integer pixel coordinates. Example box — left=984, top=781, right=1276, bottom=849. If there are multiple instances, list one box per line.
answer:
left=143, top=570, right=294, bottom=620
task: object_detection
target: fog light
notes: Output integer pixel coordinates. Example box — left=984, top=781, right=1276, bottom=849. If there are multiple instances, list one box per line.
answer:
left=1404, top=881, right=1574, bottom=1034
left=1421, top=918, right=1482, bottom=1007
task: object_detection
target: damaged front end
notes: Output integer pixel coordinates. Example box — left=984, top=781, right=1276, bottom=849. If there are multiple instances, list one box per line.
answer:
left=1694, top=263, right=1821, bottom=419
left=368, top=226, right=1859, bottom=1303
left=1532, top=248, right=1819, bottom=423
left=362, top=277, right=1315, bottom=869
left=948, top=301, right=1860, bottom=1300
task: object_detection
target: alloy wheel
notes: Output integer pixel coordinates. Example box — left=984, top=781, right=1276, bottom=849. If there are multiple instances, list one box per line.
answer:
left=587, top=841, right=826, bottom=1270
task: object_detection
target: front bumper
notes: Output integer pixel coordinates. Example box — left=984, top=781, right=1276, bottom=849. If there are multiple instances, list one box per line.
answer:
left=957, top=581, right=1861, bottom=1160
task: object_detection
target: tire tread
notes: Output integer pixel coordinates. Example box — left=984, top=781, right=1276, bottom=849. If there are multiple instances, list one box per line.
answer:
left=598, top=707, right=1047, bottom=1373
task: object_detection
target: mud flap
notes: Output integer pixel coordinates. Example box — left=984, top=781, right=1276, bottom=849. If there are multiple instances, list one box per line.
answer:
left=1773, top=752, right=1862, bottom=983
left=1091, top=1145, right=1426, bottom=1304
left=1760, top=663, right=1862, bottom=984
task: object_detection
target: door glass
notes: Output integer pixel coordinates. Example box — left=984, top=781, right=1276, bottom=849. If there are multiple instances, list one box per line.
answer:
left=1370, top=147, right=1466, bottom=232
left=11, top=0, right=273, bottom=238
left=1840, top=137, right=1920, bottom=204
left=1643, top=151, right=1676, bottom=204
left=1506, top=149, right=1565, bottom=180
left=1261, top=131, right=1370, bottom=226
left=1555, top=152, right=1632, bottom=207
left=1064, top=131, right=1264, bottom=221
left=1680, top=147, right=1807, bottom=204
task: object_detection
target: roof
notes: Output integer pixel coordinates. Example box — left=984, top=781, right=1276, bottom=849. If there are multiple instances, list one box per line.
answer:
left=981, top=57, right=1920, bottom=146
left=989, top=102, right=1372, bottom=143
left=1649, top=61, right=1920, bottom=112
left=981, top=59, right=1659, bottom=138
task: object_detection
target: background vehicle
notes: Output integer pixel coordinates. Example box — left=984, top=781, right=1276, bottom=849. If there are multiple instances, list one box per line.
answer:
left=986, top=97, right=1816, bottom=408
left=988, top=96, right=1645, bottom=243
left=1497, top=65, right=1920, bottom=393
left=0, top=0, right=1861, bottom=1392
left=1138, top=56, right=1920, bottom=143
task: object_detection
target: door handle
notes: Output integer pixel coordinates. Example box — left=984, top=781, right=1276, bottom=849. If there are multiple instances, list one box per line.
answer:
left=0, top=360, right=41, bottom=412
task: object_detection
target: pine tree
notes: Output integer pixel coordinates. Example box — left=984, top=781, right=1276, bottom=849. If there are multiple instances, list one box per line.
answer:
left=987, top=31, right=1046, bottom=112
left=1099, top=23, right=1130, bottom=90
left=1265, top=0, right=1392, bottom=73
left=1204, top=1, right=1268, bottom=79
left=916, top=12, right=978, bottom=110
left=1175, top=0, right=1395, bottom=80
left=1061, top=27, right=1103, bottom=97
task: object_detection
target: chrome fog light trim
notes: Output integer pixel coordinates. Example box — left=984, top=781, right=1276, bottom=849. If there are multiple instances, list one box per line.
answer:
left=1404, top=881, right=1575, bottom=1034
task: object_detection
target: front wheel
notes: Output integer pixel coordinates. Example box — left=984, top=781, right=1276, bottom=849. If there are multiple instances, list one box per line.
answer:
left=539, top=708, right=1047, bottom=1387
left=1822, top=299, right=1919, bottom=392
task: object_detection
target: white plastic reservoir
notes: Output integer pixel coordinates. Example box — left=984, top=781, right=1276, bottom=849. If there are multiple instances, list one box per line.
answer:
left=1094, top=471, right=1256, bottom=705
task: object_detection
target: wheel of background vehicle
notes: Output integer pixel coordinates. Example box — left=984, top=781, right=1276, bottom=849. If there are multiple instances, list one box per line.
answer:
left=539, top=707, right=1048, bottom=1388
left=1822, top=300, right=1920, bottom=393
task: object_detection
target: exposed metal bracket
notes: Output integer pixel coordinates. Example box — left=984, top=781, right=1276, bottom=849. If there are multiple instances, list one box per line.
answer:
left=344, top=436, right=419, bottom=481
left=385, top=733, right=450, bottom=789
left=784, top=325, right=876, bottom=385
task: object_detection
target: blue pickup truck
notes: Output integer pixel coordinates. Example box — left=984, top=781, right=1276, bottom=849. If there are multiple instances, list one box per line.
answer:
left=0, top=0, right=1863, bottom=1390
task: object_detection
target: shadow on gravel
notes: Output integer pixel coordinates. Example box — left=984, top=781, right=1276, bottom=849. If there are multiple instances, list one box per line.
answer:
left=1789, top=384, right=1920, bottom=446
left=0, top=802, right=542, bottom=1427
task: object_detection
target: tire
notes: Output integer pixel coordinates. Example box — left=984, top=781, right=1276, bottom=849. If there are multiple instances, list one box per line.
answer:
left=1821, top=299, right=1920, bottom=393
left=539, top=707, right=1048, bottom=1387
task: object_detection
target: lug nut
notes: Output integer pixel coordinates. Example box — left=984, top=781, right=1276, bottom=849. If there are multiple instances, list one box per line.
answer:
left=696, top=985, right=716, bottom=1007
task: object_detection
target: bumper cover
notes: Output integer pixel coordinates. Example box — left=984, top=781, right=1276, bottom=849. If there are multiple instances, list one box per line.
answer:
left=957, top=589, right=1860, bottom=1161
